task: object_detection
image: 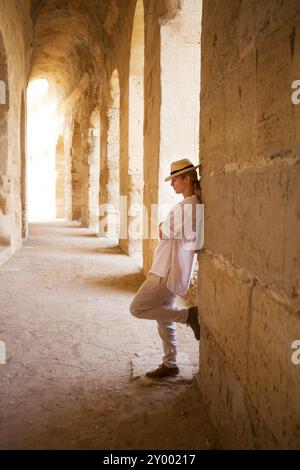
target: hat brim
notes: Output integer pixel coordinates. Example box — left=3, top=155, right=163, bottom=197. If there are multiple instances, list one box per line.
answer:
left=164, top=164, right=200, bottom=182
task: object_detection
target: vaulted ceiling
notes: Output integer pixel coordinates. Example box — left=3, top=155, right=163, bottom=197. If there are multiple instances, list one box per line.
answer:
left=30, top=0, right=113, bottom=97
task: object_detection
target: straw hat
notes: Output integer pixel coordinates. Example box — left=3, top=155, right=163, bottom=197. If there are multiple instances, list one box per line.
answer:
left=164, top=158, right=200, bottom=182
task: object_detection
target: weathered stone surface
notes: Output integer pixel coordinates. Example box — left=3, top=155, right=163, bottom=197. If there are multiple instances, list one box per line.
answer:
left=201, top=50, right=257, bottom=174
left=256, top=0, right=300, bottom=39
left=201, top=0, right=242, bottom=101
left=197, top=324, right=279, bottom=450
left=200, top=0, right=300, bottom=450
left=202, top=162, right=300, bottom=300
left=248, top=284, right=300, bottom=448
left=256, top=17, right=299, bottom=160
left=198, top=273, right=300, bottom=449
left=198, top=252, right=252, bottom=386
left=0, top=0, right=32, bottom=253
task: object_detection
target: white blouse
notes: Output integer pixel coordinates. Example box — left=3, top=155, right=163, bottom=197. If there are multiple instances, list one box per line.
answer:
left=150, top=195, right=204, bottom=296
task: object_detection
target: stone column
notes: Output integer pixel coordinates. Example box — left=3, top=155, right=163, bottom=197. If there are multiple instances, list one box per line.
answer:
left=99, top=72, right=120, bottom=239
left=143, top=0, right=201, bottom=274
left=87, top=120, right=100, bottom=230
left=20, top=91, right=28, bottom=239
left=71, top=121, right=82, bottom=221
left=64, top=140, right=73, bottom=221
left=55, top=136, right=66, bottom=219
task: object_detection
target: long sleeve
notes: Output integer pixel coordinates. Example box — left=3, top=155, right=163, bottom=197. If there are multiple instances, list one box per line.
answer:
left=161, top=197, right=204, bottom=250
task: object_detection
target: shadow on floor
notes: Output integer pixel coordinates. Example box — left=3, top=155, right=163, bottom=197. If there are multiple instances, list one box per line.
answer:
left=87, top=272, right=145, bottom=293
left=1, top=378, right=216, bottom=450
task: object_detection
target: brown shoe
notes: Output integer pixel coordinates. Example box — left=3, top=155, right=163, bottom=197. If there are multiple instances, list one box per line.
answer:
left=146, top=364, right=179, bottom=379
left=186, top=306, right=200, bottom=340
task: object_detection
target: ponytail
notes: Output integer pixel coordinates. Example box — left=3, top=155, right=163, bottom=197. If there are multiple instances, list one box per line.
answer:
left=182, top=168, right=202, bottom=203
left=193, top=179, right=202, bottom=203
left=187, top=170, right=202, bottom=204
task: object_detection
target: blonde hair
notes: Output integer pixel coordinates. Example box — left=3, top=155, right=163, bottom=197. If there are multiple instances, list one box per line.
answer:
left=181, top=169, right=202, bottom=202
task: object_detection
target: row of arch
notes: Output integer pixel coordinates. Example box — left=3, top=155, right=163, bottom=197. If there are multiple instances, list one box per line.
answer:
left=54, top=0, right=201, bottom=271
left=54, top=0, right=146, bottom=264
left=1, top=0, right=201, bottom=273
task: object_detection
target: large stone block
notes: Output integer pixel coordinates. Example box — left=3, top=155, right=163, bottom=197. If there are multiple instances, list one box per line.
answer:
left=283, top=161, right=300, bottom=299
left=202, top=160, right=300, bottom=298
left=201, top=0, right=248, bottom=100
left=292, top=19, right=300, bottom=151
left=248, top=284, right=300, bottom=448
left=200, top=85, right=225, bottom=175
left=201, top=50, right=257, bottom=173
left=198, top=323, right=279, bottom=449
left=198, top=252, right=251, bottom=385
left=256, top=19, right=299, bottom=160
left=225, top=56, right=256, bottom=161
left=256, top=0, right=300, bottom=39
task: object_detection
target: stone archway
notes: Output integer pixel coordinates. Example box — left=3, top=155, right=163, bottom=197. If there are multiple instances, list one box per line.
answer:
left=127, top=0, right=144, bottom=265
left=0, top=31, right=10, bottom=247
left=55, top=135, right=66, bottom=219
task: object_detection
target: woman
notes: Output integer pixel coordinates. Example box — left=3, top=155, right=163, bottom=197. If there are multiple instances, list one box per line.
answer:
left=130, top=158, right=204, bottom=379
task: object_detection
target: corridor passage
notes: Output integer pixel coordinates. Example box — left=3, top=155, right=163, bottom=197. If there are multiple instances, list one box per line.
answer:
left=0, top=221, right=215, bottom=449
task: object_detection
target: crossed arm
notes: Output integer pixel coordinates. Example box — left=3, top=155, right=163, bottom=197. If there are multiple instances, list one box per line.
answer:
left=158, top=202, right=204, bottom=249
left=159, top=222, right=163, bottom=240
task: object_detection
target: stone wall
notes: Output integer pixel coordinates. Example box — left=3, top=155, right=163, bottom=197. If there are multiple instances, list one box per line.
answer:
left=0, top=0, right=32, bottom=265
left=198, top=0, right=300, bottom=449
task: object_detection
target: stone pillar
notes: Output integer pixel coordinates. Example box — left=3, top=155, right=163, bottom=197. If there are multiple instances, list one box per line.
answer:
left=20, top=91, right=28, bottom=239
left=126, top=0, right=144, bottom=265
left=64, top=140, right=73, bottom=221
left=86, top=112, right=100, bottom=231
left=55, top=136, right=66, bottom=219
left=99, top=107, right=108, bottom=236
left=143, top=0, right=201, bottom=274
left=80, top=135, right=89, bottom=228
left=99, top=71, right=120, bottom=239
left=143, top=0, right=162, bottom=274
left=71, top=121, right=82, bottom=221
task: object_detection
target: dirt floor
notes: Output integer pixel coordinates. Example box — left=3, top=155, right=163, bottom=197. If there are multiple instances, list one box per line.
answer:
left=0, top=221, right=217, bottom=450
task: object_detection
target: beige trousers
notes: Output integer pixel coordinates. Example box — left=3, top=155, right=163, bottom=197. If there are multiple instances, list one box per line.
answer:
left=130, top=273, right=189, bottom=368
